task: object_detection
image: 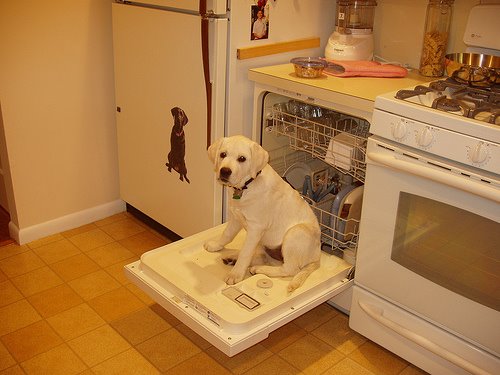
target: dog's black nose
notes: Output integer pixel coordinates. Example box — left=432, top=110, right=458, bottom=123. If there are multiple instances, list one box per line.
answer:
left=219, top=167, right=232, bottom=181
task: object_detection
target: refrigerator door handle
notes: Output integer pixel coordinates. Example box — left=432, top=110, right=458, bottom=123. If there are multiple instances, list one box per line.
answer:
left=201, top=13, right=212, bottom=149
left=199, top=0, right=206, bottom=15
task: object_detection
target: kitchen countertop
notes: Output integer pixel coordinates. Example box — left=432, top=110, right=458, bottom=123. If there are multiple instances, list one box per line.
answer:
left=249, top=63, right=433, bottom=121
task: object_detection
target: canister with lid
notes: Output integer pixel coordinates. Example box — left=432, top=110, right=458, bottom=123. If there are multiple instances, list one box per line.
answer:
left=419, top=0, right=454, bottom=77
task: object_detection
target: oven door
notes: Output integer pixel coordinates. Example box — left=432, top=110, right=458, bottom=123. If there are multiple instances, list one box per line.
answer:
left=354, top=136, right=500, bottom=358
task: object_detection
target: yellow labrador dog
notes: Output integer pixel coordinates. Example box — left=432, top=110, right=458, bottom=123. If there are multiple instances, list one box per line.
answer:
left=204, top=135, right=321, bottom=293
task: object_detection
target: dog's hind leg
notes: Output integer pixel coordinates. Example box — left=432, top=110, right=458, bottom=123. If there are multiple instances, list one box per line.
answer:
left=249, top=261, right=320, bottom=294
left=249, top=245, right=304, bottom=278
left=249, top=263, right=299, bottom=278
left=221, top=244, right=273, bottom=268
left=287, top=262, right=320, bottom=293
left=250, top=223, right=321, bottom=292
left=249, top=245, right=282, bottom=267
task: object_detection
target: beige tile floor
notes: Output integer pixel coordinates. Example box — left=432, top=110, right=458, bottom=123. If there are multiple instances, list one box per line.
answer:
left=0, top=212, right=428, bottom=374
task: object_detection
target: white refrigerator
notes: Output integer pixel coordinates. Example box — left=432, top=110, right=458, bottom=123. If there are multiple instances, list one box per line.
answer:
left=112, top=0, right=335, bottom=238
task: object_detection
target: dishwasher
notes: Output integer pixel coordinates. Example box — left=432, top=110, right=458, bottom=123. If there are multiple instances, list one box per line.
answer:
left=250, top=70, right=372, bottom=315
left=124, top=64, right=385, bottom=357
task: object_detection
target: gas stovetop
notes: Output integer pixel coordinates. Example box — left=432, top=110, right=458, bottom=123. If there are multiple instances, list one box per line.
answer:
left=371, top=78, right=500, bottom=175
left=395, top=79, right=500, bottom=126
left=372, top=78, right=500, bottom=146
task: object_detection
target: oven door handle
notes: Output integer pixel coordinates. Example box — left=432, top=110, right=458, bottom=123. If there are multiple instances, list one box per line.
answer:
left=358, top=300, right=490, bottom=375
left=367, top=152, right=499, bottom=203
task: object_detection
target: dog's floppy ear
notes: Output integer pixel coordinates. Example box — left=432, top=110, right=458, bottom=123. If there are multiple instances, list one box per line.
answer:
left=250, top=141, right=269, bottom=178
left=207, top=137, right=225, bottom=164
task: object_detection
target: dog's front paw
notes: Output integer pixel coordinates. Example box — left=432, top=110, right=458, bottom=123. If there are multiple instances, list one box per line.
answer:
left=203, top=240, right=223, bottom=252
left=225, top=269, right=245, bottom=285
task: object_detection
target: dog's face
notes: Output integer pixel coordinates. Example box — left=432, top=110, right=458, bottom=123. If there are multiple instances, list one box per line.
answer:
left=208, top=136, right=269, bottom=189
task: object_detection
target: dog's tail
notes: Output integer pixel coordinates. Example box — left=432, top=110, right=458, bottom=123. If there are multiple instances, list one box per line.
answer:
left=287, top=261, right=320, bottom=294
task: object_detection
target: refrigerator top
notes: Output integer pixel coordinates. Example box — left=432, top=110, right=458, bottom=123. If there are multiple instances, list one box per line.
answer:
left=117, top=0, right=227, bottom=15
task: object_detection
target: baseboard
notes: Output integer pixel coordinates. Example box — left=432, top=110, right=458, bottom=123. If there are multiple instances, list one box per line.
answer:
left=10, top=199, right=126, bottom=245
left=126, top=203, right=182, bottom=242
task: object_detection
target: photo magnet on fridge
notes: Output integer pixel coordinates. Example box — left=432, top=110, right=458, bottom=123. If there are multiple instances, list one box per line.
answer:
left=251, top=2, right=269, bottom=40
left=165, top=106, right=190, bottom=183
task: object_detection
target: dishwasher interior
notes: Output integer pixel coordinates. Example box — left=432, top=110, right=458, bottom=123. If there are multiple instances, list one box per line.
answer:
left=260, top=92, right=370, bottom=267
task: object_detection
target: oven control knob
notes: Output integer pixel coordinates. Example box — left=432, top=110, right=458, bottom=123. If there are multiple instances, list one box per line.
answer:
left=416, top=127, right=434, bottom=148
left=470, top=142, right=489, bottom=164
left=392, top=120, right=408, bottom=140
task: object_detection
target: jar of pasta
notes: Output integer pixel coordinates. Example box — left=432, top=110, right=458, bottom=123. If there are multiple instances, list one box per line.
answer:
left=419, top=0, right=454, bottom=77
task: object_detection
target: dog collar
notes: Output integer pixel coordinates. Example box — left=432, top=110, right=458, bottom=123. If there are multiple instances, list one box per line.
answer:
left=232, top=171, right=261, bottom=199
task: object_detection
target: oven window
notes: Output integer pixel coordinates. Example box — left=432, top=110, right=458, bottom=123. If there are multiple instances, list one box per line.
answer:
left=391, top=192, right=500, bottom=312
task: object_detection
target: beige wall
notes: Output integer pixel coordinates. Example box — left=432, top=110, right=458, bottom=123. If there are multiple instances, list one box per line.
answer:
left=0, top=0, right=494, bottom=242
left=373, top=0, right=484, bottom=68
left=0, top=0, right=121, bottom=240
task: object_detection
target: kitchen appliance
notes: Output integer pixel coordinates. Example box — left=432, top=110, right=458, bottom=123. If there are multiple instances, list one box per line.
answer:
left=325, top=0, right=377, bottom=61
left=123, top=71, right=371, bottom=356
left=349, top=4, right=500, bottom=375
left=463, top=3, right=500, bottom=56
left=124, top=62, right=429, bottom=357
left=443, top=2, right=500, bottom=86
left=111, top=0, right=335, bottom=238
left=248, top=64, right=430, bottom=314
left=125, top=223, right=353, bottom=356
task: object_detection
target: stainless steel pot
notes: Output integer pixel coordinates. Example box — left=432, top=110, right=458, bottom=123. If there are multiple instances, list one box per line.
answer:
left=445, top=53, right=500, bottom=87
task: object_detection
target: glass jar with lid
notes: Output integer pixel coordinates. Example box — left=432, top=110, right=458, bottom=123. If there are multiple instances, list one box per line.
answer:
left=419, top=0, right=454, bottom=77
left=336, top=0, right=378, bottom=32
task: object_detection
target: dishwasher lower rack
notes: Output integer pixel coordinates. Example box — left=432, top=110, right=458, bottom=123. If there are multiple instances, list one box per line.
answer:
left=270, top=102, right=370, bottom=183
left=305, top=194, right=360, bottom=263
left=267, top=145, right=362, bottom=260
left=124, top=224, right=353, bottom=357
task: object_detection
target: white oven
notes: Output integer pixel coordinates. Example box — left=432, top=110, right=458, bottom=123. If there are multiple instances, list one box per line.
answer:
left=350, top=6, right=500, bottom=373
left=351, top=135, right=499, bottom=375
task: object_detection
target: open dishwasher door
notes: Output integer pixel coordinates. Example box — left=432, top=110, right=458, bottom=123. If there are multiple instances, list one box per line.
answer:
left=124, top=224, right=353, bottom=357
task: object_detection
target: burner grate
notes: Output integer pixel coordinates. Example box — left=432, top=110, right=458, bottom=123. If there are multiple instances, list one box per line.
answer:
left=432, top=97, right=462, bottom=112
left=396, top=79, right=500, bottom=124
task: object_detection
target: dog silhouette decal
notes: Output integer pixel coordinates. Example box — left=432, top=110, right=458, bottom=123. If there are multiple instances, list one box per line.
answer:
left=165, top=107, right=190, bottom=183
